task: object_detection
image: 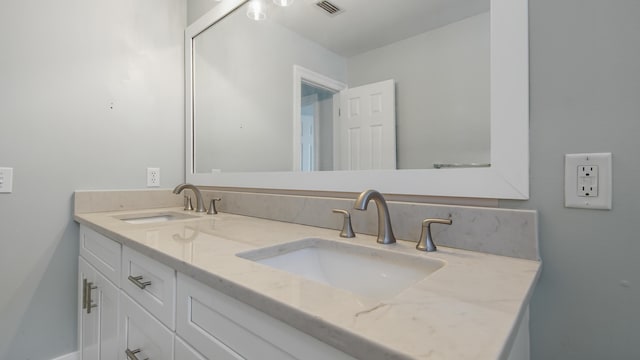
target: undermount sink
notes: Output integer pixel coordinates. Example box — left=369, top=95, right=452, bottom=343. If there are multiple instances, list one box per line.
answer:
left=116, top=212, right=199, bottom=224
left=237, top=238, right=445, bottom=300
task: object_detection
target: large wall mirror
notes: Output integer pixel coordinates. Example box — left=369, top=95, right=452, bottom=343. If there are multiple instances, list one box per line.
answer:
left=186, top=0, right=529, bottom=199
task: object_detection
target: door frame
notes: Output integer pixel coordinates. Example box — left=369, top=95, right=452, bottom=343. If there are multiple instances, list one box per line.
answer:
left=292, top=65, right=347, bottom=171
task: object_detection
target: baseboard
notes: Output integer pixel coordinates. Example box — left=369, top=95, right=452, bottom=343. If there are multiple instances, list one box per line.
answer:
left=51, top=351, right=79, bottom=360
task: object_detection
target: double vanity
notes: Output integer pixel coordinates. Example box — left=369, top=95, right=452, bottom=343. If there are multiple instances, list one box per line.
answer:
left=74, top=188, right=540, bottom=360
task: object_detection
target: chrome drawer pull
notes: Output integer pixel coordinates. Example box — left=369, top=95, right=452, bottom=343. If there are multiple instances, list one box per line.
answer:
left=125, top=348, right=148, bottom=360
left=128, top=275, right=152, bottom=289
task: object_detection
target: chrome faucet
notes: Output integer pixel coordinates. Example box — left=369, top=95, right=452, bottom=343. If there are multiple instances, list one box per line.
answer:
left=353, top=189, right=396, bottom=244
left=173, top=183, right=207, bottom=213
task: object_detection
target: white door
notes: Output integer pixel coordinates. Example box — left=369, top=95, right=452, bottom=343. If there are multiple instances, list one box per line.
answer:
left=335, top=79, right=396, bottom=170
left=79, top=257, right=119, bottom=360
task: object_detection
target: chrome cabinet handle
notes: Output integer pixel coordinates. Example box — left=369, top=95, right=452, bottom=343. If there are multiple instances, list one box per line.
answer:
left=86, top=281, right=98, bottom=314
left=128, top=275, right=152, bottom=289
left=125, top=348, right=148, bottom=360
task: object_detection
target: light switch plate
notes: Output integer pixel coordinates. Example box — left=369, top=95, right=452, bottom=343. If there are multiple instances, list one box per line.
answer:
left=565, top=153, right=612, bottom=209
left=0, top=167, right=13, bottom=193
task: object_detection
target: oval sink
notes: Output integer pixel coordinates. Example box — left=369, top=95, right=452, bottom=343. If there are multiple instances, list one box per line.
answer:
left=237, top=238, right=444, bottom=300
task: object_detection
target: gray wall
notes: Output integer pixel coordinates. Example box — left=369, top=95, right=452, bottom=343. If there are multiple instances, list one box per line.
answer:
left=347, top=12, right=490, bottom=169
left=503, top=0, right=640, bottom=359
left=0, top=0, right=186, bottom=359
left=1, top=0, right=637, bottom=359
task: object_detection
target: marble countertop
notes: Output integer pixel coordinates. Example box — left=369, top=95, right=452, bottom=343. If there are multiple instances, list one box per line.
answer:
left=75, top=207, right=541, bottom=360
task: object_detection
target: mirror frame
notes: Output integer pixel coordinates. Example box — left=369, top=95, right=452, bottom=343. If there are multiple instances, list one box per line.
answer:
left=185, top=0, right=529, bottom=199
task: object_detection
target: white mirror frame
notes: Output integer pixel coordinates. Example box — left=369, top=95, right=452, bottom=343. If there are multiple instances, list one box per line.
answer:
left=185, top=0, right=529, bottom=199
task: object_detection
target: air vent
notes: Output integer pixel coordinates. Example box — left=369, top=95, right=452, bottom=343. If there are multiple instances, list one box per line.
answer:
left=315, top=0, right=343, bottom=16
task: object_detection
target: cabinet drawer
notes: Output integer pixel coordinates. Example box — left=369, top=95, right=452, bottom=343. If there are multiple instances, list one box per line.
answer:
left=122, top=246, right=176, bottom=329
left=176, top=273, right=355, bottom=360
left=175, top=336, right=236, bottom=360
left=119, top=292, right=173, bottom=360
left=80, top=225, right=122, bottom=286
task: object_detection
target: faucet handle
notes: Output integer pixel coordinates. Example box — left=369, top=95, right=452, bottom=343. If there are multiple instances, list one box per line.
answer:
left=332, top=209, right=355, bottom=238
left=417, top=218, right=452, bottom=252
left=207, top=198, right=222, bottom=215
left=184, top=196, right=194, bottom=211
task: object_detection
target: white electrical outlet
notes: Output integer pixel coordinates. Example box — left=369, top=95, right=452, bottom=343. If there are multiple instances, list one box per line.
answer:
left=147, top=168, right=160, bottom=187
left=565, top=153, right=612, bottom=209
left=0, top=167, right=13, bottom=193
left=577, top=165, right=598, bottom=197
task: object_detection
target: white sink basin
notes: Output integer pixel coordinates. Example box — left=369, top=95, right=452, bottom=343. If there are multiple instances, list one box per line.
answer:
left=237, top=238, right=444, bottom=300
left=116, top=212, right=198, bottom=224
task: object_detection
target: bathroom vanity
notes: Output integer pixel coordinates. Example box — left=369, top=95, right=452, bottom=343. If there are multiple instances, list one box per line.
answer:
left=74, top=191, right=540, bottom=360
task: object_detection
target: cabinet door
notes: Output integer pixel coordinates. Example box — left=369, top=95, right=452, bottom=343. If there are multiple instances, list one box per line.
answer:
left=122, top=246, right=176, bottom=330
left=79, top=257, right=119, bottom=360
left=119, top=292, right=173, bottom=360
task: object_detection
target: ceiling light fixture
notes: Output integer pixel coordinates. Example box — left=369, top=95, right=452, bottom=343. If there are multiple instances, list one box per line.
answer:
left=247, top=0, right=267, bottom=21
left=273, top=0, right=294, bottom=6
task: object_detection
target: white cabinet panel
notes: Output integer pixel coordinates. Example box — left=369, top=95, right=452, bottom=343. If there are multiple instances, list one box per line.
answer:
left=176, top=273, right=355, bottom=360
left=119, top=292, right=173, bottom=360
left=122, top=246, right=176, bottom=330
left=175, top=336, right=221, bottom=360
left=80, top=225, right=122, bottom=286
left=78, top=257, right=119, bottom=360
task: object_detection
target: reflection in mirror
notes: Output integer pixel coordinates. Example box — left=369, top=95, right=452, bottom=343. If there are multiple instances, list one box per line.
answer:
left=193, top=0, right=490, bottom=173
left=186, top=0, right=529, bottom=200
left=300, top=81, right=337, bottom=172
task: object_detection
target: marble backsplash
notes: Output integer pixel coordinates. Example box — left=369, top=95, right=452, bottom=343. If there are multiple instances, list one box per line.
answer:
left=74, top=189, right=539, bottom=261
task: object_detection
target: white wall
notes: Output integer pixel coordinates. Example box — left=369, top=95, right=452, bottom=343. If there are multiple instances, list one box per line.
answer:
left=193, top=5, right=346, bottom=173
left=0, top=0, right=185, bottom=358
left=347, top=12, right=490, bottom=169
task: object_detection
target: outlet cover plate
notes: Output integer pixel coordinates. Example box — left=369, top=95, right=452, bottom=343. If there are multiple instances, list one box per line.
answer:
left=0, top=167, right=13, bottom=193
left=565, top=153, right=612, bottom=210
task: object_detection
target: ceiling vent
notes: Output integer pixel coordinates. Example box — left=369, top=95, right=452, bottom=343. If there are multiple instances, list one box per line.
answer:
left=315, top=0, right=343, bottom=16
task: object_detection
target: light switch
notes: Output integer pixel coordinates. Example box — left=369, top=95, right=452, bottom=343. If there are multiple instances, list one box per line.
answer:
left=565, top=153, right=612, bottom=209
left=0, top=167, right=13, bottom=193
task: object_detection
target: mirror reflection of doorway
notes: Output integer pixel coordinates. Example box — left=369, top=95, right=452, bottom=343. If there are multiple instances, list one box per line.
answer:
left=298, top=79, right=397, bottom=172
left=300, top=83, right=337, bottom=172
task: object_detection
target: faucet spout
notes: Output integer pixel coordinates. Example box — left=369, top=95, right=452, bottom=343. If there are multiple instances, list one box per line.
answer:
left=173, top=183, right=207, bottom=213
left=353, top=189, right=396, bottom=244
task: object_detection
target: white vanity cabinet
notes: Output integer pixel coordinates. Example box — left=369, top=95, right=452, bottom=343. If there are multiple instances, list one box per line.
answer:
left=78, top=225, right=175, bottom=360
left=78, top=224, right=356, bottom=360
left=176, top=273, right=356, bottom=360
